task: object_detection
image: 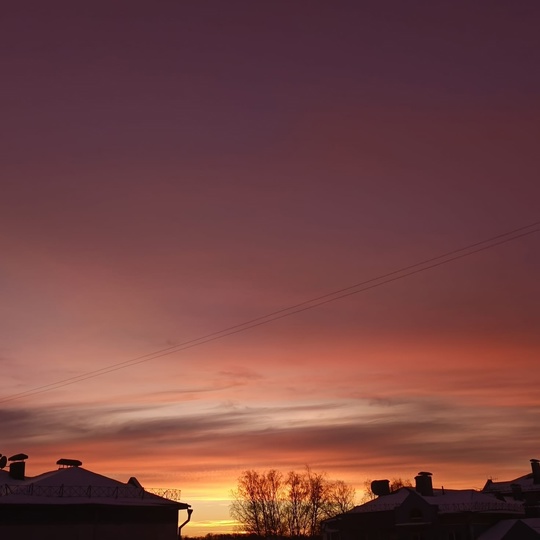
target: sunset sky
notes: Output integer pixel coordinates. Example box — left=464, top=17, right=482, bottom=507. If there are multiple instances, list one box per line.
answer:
left=1, top=1, right=539, bottom=535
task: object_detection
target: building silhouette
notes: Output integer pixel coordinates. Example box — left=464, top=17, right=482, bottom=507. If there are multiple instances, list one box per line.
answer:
left=323, top=461, right=540, bottom=540
left=0, top=453, right=192, bottom=540
left=482, top=458, right=540, bottom=513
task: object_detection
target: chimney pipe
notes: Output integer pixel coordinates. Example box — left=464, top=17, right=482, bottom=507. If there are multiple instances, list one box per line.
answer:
left=415, top=471, right=433, bottom=497
left=531, top=459, right=540, bottom=484
left=8, top=453, right=28, bottom=481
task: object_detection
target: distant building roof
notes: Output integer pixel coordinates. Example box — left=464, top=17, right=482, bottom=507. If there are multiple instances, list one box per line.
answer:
left=476, top=518, right=540, bottom=540
left=349, top=487, right=524, bottom=515
left=483, top=473, right=540, bottom=494
left=483, top=459, right=540, bottom=496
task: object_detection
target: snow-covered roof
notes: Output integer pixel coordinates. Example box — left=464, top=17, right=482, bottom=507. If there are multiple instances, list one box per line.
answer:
left=0, top=466, right=189, bottom=508
left=349, top=488, right=524, bottom=515
left=350, top=488, right=409, bottom=512
left=483, top=473, right=540, bottom=494
left=476, top=518, right=540, bottom=540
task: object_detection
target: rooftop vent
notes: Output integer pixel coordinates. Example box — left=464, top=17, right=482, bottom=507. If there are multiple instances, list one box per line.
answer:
left=56, top=458, right=82, bottom=468
left=371, top=479, right=391, bottom=496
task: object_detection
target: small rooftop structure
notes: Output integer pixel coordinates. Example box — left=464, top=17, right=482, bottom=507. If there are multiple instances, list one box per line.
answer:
left=56, top=458, right=83, bottom=468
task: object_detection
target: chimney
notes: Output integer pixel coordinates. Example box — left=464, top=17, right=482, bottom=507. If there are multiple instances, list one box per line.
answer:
left=371, top=479, right=391, bottom=497
left=8, top=453, right=28, bottom=480
left=415, top=471, right=434, bottom=497
left=510, top=483, right=523, bottom=500
left=531, top=459, right=540, bottom=484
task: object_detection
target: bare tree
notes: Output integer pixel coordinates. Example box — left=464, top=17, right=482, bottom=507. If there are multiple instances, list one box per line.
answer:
left=360, top=478, right=377, bottom=503
left=326, top=480, right=356, bottom=515
left=304, top=467, right=329, bottom=537
left=261, top=469, right=285, bottom=537
left=231, top=467, right=355, bottom=537
left=230, top=470, right=286, bottom=537
left=284, top=470, right=310, bottom=537
left=230, top=470, right=265, bottom=536
left=389, top=477, right=412, bottom=490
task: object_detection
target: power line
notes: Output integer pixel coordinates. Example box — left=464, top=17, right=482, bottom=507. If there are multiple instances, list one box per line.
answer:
left=1, top=221, right=539, bottom=404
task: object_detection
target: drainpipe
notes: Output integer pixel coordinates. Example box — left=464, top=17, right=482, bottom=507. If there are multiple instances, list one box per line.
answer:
left=178, top=508, right=193, bottom=539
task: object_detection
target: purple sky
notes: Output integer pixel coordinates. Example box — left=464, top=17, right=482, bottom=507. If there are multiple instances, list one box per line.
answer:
left=1, top=1, right=539, bottom=534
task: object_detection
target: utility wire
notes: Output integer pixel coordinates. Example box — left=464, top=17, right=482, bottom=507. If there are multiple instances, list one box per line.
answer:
left=1, top=221, right=539, bottom=404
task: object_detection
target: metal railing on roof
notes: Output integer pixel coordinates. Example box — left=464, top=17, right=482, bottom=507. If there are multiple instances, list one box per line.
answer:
left=145, top=488, right=183, bottom=502
left=353, top=500, right=524, bottom=514
left=0, top=484, right=182, bottom=502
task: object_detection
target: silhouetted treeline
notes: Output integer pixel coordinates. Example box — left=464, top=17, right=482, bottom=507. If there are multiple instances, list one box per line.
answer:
left=229, top=467, right=355, bottom=537
left=185, top=535, right=316, bottom=540
left=184, top=535, right=260, bottom=540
